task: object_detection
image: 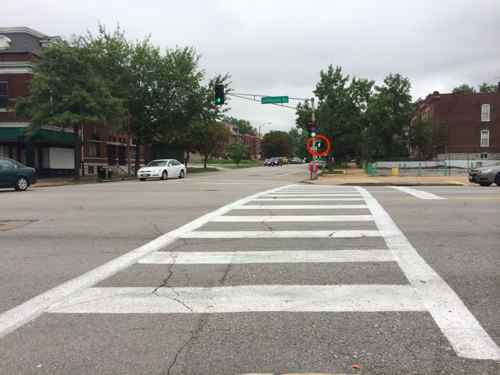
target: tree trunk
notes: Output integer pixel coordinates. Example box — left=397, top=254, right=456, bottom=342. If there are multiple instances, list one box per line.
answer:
left=203, top=153, right=208, bottom=169
left=73, top=124, right=81, bottom=180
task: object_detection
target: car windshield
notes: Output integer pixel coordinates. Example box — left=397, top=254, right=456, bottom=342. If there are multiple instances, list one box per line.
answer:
left=146, top=160, right=167, bottom=167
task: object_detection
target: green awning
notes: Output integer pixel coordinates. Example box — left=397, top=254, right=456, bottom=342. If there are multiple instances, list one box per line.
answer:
left=0, top=127, right=76, bottom=146
left=30, top=129, right=76, bottom=146
left=0, top=127, right=26, bottom=141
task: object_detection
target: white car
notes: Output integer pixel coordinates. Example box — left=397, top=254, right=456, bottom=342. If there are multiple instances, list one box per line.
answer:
left=137, top=159, right=186, bottom=181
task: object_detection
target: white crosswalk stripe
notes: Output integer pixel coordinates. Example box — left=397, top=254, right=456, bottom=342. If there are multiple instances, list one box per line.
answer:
left=138, top=250, right=394, bottom=264
left=7, top=183, right=498, bottom=361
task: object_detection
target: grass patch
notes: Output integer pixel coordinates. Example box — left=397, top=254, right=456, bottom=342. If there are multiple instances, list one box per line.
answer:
left=207, top=159, right=263, bottom=166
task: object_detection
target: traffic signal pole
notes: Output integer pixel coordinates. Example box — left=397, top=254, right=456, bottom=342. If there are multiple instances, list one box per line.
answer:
left=310, top=98, right=318, bottom=180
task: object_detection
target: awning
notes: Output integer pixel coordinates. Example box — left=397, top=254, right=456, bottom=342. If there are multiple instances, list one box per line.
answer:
left=0, top=127, right=76, bottom=146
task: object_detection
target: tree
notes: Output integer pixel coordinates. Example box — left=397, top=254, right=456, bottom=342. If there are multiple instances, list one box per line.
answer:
left=226, top=143, right=248, bottom=166
left=288, top=127, right=307, bottom=159
left=365, top=73, right=413, bottom=159
left=479, top=83, right=497, bottom=93
left=223, top=116, right=256, bottom=135
left=79, top=25, right=134, bottom=173
left=16, top=39, right=124, bottom=179
left=297, top=65, right=374, bottom=162
left=452, top=84, right=476, bottom=94
left=261, top=131, right=293, bottom=158
left=410, top=119, right=433, bottom=159
left=190, top=121, right=230, bottom=168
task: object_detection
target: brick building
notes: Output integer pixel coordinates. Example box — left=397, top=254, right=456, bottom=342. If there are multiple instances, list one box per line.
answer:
left=0, top=27, right=146, bottom=176
left=412, top=87, right=500, bottom=160
left=223, top=122, right=262, bottom=159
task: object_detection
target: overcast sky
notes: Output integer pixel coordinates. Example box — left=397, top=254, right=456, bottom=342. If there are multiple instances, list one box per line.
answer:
left=5, top=0, right=500, bottom=132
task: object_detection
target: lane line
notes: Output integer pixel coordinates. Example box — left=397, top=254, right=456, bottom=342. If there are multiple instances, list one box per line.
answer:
left=49, top=285, right=424, bottom=314
left=253, top=198, right=364, bottom=202
left=0, top=184, right=292, bottom=339
left=390, top=186, right=446, bottom=200
left=211, top=215, right=374, bottom=222
left=237, top=205, right=369, bottom=210
left=263, top=194, right=361, bottom=197
left=138, top=250, right=394, bottom=264
left=180, top=230, right=383, bottom=239
left=356, top=187, right=500, bottom=360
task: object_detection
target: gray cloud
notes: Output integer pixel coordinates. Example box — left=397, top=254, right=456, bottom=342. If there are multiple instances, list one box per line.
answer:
left=5, top=0, right=500, bottom=131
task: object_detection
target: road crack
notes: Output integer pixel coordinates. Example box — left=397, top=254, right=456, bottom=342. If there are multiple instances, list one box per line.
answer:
left=164, top=316, right=208, bottom=375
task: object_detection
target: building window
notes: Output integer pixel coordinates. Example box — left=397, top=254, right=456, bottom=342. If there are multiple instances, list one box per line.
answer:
left=481, top=104, right=490, bottom=122
left=480, top=153, right=488, bottom=159
left=88, top=142, right=101, bottom=157
left=87, top=166, right=95, bottom=175
left=480, top=129, right=490, bottom=148
left=0, top=81, right=8, bottom=109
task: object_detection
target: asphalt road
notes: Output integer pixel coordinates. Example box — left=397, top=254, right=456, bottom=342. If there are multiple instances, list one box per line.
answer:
left=0, top=165, right=499, bottom=374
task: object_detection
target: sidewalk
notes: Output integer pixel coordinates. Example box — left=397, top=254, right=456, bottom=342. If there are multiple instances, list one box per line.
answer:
left=307, top=168, right=471, bottom=186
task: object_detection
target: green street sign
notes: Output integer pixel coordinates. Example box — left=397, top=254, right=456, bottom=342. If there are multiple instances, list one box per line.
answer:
left=261, top=96, right=289, bottom=104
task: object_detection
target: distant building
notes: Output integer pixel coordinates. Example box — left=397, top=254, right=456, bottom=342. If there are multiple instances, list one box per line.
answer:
left=223, top=122, right=261, bottom=159
left=411, top=85, right=500, bottom=160
left=0, top=27, right=147, bottom=176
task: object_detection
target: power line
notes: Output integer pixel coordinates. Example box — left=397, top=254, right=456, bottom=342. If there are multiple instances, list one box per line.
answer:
left=228, top=93, right=298, bottom=110
left=231, top=92, right=309, bottom=101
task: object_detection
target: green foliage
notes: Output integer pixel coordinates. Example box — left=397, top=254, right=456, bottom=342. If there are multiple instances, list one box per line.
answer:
left=16, top=39, right=123, bottom=128
left=452, top=84, right=476, bottom=94
left=288, top=127, right=307, bottom=158
left=223, top=116, right=256, bottom=135
left=189, top=121, right=230, bottom=168
left=261, top=130, right=293, bottom=158
left=226, top=143, right=249, bottom=166
left=296, top=67, right=413, bottom=162
left=365, top=73, right=413, bottom=159
left=478, top=83, right=497, bottom=93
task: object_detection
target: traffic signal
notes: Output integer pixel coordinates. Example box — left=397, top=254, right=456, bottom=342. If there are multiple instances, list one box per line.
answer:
left=214, top=84, right=225, bottom=105
left=307, top=120, right=318, bottom=137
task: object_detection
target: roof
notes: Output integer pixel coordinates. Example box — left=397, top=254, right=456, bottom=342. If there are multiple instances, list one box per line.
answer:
left=0, top=27, right=58, bottom=55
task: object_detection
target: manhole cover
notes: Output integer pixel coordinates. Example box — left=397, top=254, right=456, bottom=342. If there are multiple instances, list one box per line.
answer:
left=0, top=220, right=37, bottom=232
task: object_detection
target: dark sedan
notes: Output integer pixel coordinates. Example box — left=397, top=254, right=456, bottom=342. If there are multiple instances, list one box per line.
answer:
left=0, top=158, right=37, bottom=191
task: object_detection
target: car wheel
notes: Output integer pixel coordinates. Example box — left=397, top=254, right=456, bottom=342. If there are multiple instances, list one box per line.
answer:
left=15, top=177, right=29, bottom=191
left=479, top=182, right=492, bottom=187
left=179, top=170, right=185, bottom=179
left=161, top=171, right=168, bottom=180
left=495, top=173, right=500, bottom=187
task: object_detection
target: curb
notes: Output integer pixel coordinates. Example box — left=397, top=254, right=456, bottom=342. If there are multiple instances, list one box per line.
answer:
left=300, top=180, right=466, bottom=187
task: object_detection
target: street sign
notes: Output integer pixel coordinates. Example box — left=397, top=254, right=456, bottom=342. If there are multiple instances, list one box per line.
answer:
left=261, top=96, right=289, bottom=104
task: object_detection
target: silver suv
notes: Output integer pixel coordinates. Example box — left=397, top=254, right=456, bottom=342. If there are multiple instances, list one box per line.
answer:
left=469, top=164, right=500, bottom=186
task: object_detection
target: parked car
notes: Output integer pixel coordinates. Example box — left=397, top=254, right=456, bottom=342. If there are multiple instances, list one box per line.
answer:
left=137, top=159, right=186, bottom=181
left=289, top=157, right=303, bottom=164
left=469, top=164, right=500, bottom=186
left=0, top=158, right=37, bottom=191
left=264, top=157, right=282, bottom=167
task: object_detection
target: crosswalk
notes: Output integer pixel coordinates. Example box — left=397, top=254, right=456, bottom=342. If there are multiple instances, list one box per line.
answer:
left=44, top=184, right=500, bottom=361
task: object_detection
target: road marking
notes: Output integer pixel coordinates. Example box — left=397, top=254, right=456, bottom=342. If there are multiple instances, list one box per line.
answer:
left=139, top=250, right=394, bottom=264
left=253, top=198, right=364, bottom=201
left=48, top=285, right=424, bottom=314
left=237, top=205, right=369, bottom=210
left=264, top=193, right=361, bottom=197
left=356, top=187, right=500, bottom=360
left=390, top=186, right=446, bottom=200
left=0, top=184, right=291, bottom=339
left=180, top=230, right=383, bottom=239
left=212, top=215, right=374, bottom=222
